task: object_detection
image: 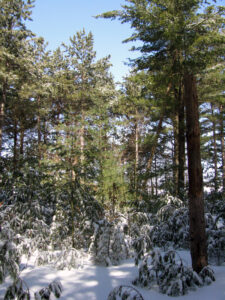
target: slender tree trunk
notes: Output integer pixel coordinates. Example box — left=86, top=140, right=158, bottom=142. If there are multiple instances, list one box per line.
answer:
left=70, top=172, right=76, bottom=248
left=172, top=110, right=179, bottom=195
left=146, top=113, right=163, bottom=172
left=20, top=126, right=24, bottom=156
left=178, top=84, right=185, bottom=198
left=145, top=83, right=172, bottom=188
left=37, top=96, right=42, bottom=160
left=155, top=155, right=158, bottom=196
left=219, top=105, right=225, bottom=192
left=0, top=82, right=7, bottom=155
left=150, top=177, right=154, bottom=196
left=184, top=73, right=208, bottom=273
left=134, top=115, right=139, bottom=198
left=13, top=119, right=18, bottom=172
left=211, top=103, right=218, bottom=192
left=80, top=110, right=85, bottom=166
left=43, top=120, right=47, bottom=144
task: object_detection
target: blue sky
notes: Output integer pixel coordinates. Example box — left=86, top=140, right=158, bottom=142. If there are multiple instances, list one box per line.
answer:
left=27, top=0, right=139, bottom=82
left=27, top=0, right=225, bottom=82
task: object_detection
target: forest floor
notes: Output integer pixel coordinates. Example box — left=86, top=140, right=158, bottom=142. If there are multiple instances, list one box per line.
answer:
left=0, top=250, right=224, bottom=300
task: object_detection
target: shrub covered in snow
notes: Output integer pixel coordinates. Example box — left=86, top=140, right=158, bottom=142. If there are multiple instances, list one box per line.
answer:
left=150, top=207, right=189, bottom=249
left=89, top=218, right=130, bottom=266
left=108, top=285, right=144, bottom=300
left=34, top=280, right=63, bottom=299
left=4, top=278, right=30, bottom=300
left=0, top=240, right=20, bottom=284
left=0, top=199, right=53, bottom=259
left=36, top=248, right=84, bottom=270
left=50, top=178, right=104, bottom=250
left=128, top=195, right=189, bottom=252
left=132, top=224, right=152, bottom=266
left=133, top=193, right=225, bottom=264
left=206, top=213, right=225, bottom=265
left=133, top=249, right=215, bottom=296
left=4, top=278, right=62, bottom=300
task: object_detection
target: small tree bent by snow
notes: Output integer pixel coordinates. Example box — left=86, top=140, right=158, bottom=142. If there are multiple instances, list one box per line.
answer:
left=108, top=285, right=144, bottom=300
left=0, top=234, right=20, bottom=283
left=4, top=278, right=30, bottom=300
left=4, top=278, right=62, bottom=300
left=89, top=218, right=129, bottom=266
left=133, top=249, right=215, bottom=296
left=34, top=280, right=63, bottom=300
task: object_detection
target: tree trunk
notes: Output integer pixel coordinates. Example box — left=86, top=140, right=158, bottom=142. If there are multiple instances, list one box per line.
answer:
left=154, top=155, right=158, bottom=196
left=134, top=114, right=139, bottom=198
left=178, top=84, right=185, bottom=198
left=172, top=110, right=179, bottom=195
left=37, top=96, right=42, bottom=160
left=211, top=103, right=218, bottom=192
left=20, top=126, right=24, bottom=156
left=13, top=119, right=18, bottom=172
left=145, top=83, right=172, bottom=188
left=184, top=73, right=208, bottom=273
left=0, top=82, right=7, bottom=155
left=80, top=110, right=85, bottom=166
left=43, top=120, right=47, bottom=145
left=219, top=105, right=225, bottom=192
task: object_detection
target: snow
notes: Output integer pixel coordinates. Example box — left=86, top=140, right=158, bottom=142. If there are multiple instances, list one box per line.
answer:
left=0, top=251, right=225, bottom=300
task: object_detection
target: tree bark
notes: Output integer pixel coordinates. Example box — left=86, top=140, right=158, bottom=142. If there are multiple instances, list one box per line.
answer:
left=20, top=126, right=24, bottom=156
left=134, top=114, right=139, bottom=197
left=80, top=112, right=85, bottom=165
left=211, top=103, right=218, bottom=192
left=172, top=109, right=179, bottom=195
left=145, top=83, right=172, bottom=178
left=154, top=155, right=158, bottom=196
left=184, top=73, right=208, bottom=273
left=178, top=84, right=185, bottom=198
left=13, top=119, right=18, bottom=172
left=146, top=114, right=163, bottom=171
left=219, top=105, right=225, bottom=192
left=37, top=95, right=42, bottom=160
left=0, top=82, right=7, bottom=156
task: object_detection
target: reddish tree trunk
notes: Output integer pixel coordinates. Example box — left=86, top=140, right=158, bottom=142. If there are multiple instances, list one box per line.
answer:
left=178, top=85, right=185, bottom=197
left=184, top=73, right=208, bottom=273
left=172, top=109, right=179, bottom=195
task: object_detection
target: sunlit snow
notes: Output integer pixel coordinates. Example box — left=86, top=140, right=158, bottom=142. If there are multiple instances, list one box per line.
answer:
left=0, top=251, right=224, bottom=300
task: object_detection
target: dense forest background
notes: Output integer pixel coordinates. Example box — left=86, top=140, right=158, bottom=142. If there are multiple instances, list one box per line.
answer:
left=0, top=0, right=224, bottom=207
left=0, top=0, right=224, bottom=299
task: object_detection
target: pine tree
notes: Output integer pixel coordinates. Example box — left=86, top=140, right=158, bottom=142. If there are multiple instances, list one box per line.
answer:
left=98, top=0, right=225, bottom=272
left=62, top=29, right=97, bottom=172
left=0, top=0, right=34, bottom=155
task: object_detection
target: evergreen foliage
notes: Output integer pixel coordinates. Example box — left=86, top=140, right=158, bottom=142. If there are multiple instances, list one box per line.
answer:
left=89, top=217, right=130, bottom=266
left=206, top=212, right=225, bottom=265
left=131, top=221, right=152, bottom=266
left=0, top=239, right=20, bottom=284
left=108, top=285, right=144, bottom=300
left=34, top=280, right=63, bottom=300
left=133, top=249, right=215, bottom=296
left=151, top=206, right=189, bottom=250
left=0, top=0, right=225, bottom=298
left=4, top=278, right=30, bottom=300
left=4, top=278, right=62, bottom=300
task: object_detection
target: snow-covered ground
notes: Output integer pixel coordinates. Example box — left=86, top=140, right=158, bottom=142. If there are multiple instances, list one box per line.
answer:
left=0, top=251, right=224, bottom=300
